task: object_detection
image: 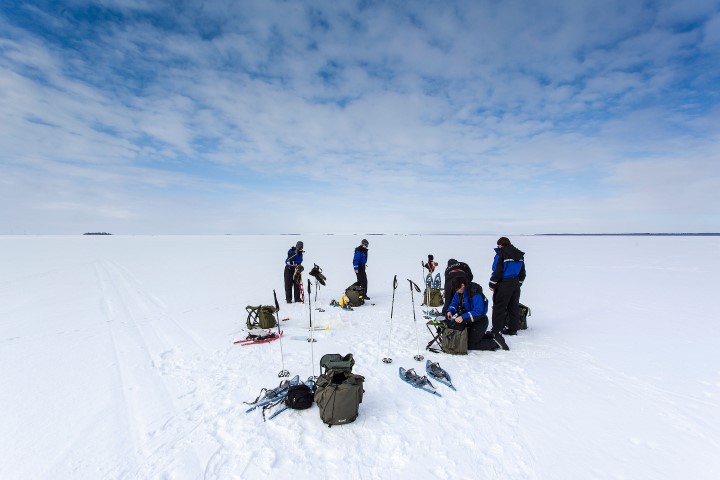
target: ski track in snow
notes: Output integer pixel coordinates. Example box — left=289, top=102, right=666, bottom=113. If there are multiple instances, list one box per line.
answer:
left=88, top=260, right=209, bottom=478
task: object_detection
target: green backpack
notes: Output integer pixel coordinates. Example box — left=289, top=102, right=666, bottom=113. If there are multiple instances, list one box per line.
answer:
left=245, top=305, right=277, bottom=330
left=344, top=283, right=365, bottom=307
left=441, top=326, right=468, bottom=355
left=422, top=288, right=443, bottom=307
left=314, top=353, right=365, bottom=426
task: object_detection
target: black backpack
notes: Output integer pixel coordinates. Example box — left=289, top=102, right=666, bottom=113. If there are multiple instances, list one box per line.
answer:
left=284, top=384, right=314, bottom=410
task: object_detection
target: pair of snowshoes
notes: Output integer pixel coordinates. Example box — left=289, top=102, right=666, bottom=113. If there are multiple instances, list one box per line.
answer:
left=426, top=273, right=441, bottom=289
left=399, top=361, right=456, bottom=396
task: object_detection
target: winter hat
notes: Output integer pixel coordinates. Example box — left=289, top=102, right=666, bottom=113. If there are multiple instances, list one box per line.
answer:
left=447, top=258, right=457, bottom=266
left=361, top=238, right=369, bottom=247
left=296, top=241, right=304, bottom=250
left=428, top=254, right=434, bottom=261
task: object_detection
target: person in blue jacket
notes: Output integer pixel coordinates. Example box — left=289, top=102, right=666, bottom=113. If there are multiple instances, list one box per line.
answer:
left=353, top=239, right=370, bottom=300
left=284, top=241, right=304, bottom=303
left=489, top=236, right=526, bottom=337
left=445, top=276, right=505, bottom=350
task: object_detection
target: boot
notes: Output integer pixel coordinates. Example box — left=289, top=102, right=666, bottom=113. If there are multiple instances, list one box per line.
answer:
left=493, top=333, right=510, bottom=351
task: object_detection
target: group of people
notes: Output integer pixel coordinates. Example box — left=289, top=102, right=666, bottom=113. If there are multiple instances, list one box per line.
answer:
left=425, top=237, right=526, bottom=351
left=283, top=238, right=370, bottom=304
left=283, top=236, right=527, bottom=352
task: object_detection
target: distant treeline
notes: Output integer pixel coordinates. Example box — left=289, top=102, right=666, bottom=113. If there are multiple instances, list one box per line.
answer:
left=83, top=232, right=112, bottom=235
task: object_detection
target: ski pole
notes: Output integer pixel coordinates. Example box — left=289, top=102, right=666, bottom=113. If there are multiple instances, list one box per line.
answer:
left=273, top=290, right=290, bottom=377
left=382, top=275, right=399, bottom=364
left=407, top=279, right=424, bottom=361
left=307, top=279, right=317, bottom=380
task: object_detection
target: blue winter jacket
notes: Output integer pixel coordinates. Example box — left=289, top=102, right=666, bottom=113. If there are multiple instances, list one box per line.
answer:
left=353, top=246, right=368, bottom=270
left=447, top=283, right=488, bottom=324
left=285, top=247, right=303, bottom=269
left=489, top=244, right=526, bottom=289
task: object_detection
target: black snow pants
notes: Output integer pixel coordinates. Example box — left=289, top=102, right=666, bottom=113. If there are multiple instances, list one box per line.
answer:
left=284, top=267, right=300, bottom=303
left=491, top=277, right=521, bottom=334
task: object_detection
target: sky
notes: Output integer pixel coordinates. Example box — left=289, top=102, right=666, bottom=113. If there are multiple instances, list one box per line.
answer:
left=1, top=0, right=719, bottom=235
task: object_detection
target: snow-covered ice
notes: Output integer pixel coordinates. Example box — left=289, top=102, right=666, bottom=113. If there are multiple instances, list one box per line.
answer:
left=1, top=234, right=718, bottom=479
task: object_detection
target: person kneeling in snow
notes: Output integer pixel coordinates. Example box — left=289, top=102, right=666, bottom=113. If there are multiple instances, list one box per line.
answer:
left=446, top=277, right=502, bottom=350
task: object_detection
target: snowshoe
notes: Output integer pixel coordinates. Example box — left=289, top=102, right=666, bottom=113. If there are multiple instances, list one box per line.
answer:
left=399, top=367, right=441, bottom=397
left=234, top=330, right=284, bottom=345
left=244, top=375, right=300, bottom=413
left=425, top=273, right=432, bottom=288
left=426, top=360, right=456, bottom=391
left=433, top=273, right=441, bottom=289
left=293, top=265, right=304, bottom=282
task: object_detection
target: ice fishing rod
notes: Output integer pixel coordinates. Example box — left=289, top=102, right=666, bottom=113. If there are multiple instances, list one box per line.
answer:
left=272, top=290, right=290, bottom=377
left=407, top=278, right=424, bottom=361
left=382, top=275, right=399, bottom=364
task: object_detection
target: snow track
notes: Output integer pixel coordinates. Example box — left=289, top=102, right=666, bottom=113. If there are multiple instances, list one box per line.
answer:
left=94, top=260, right=207, bottom=478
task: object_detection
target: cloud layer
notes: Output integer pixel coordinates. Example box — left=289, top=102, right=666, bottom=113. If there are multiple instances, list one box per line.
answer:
left=1, top=0, right=719, bottom=233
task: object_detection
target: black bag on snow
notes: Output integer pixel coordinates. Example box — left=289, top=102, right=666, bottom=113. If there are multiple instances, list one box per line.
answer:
left=504, top=303, right=531, bottom=330
left=285, top=384, right=314, bottom=410
left=314, top=353, right=365, bottom=426
left=246, top=305, right=277, bottom=329
left=518, top=303, right=531, bottom=330
left=344, top=282, right=365, bottom=307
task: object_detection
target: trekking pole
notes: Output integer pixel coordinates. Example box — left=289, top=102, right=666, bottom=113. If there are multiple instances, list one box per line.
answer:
left=407, top=279, right=424, bottom=361
left=420, top=260, right=425, bottom=286
left=272, top=290, right=290, bottom=377
left=382, top=275, right=399, bottom=364
left=307, top=279, right=317, bottom=380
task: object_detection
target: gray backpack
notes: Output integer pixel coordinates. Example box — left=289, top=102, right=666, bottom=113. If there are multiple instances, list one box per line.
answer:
left=314, top=353, right=365, bottom=426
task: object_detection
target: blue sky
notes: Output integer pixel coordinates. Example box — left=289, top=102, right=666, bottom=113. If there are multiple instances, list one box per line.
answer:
left=1, top=0, right=719, bottom=234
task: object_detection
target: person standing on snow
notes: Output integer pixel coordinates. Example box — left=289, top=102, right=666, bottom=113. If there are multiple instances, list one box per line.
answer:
left=284, top=241, right=304, bottom=303
left=353, top=239, right=370, bottom=300
left=489, top=236, right=526, bottom=338
left=424, top=255, right=438, bottom=274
